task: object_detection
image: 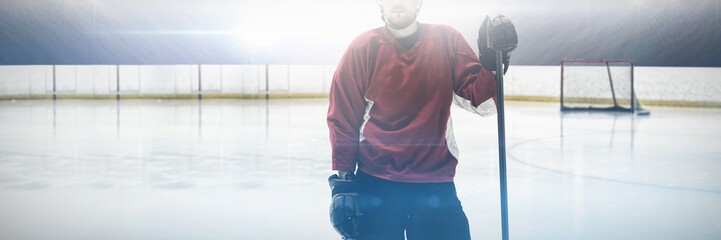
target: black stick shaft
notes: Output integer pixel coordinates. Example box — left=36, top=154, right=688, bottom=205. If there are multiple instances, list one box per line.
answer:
left=495, top=49, right=510, bottom=240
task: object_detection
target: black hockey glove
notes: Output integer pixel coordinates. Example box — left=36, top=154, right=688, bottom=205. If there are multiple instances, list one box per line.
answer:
left=478, top=15, right=518, bottom=74
left=328, top=172, right=362, bottom=240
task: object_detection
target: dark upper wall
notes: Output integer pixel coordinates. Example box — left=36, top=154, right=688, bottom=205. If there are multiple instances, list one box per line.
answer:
left=1, top=0, right=719, bottom=66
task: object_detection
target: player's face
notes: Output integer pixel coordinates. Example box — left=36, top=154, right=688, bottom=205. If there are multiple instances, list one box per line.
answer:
left=377, top=0, right=422, bottom=29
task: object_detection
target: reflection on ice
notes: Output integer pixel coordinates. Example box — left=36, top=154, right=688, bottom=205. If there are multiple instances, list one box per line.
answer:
left=0, top=99, right=720, bottom=240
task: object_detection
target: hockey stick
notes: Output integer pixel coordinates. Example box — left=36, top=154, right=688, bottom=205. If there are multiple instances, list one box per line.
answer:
left=494, top=48, right=510, bottom=240
left=483, top=14, right=516, bottom=240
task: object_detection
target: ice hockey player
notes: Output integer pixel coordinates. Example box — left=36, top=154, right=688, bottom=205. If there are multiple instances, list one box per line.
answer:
left=328, top=0, right=517, bottom=239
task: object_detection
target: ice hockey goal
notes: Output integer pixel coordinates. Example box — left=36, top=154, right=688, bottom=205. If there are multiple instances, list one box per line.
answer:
left=560, top=59, right=648, bottom=115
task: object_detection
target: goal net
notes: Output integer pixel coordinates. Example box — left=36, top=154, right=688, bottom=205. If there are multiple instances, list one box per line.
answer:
left=560, top=59, right=648, bottom=115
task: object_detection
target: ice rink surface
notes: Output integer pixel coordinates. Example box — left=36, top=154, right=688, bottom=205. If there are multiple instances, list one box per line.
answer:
left=0, top=98, right=719, bottom=240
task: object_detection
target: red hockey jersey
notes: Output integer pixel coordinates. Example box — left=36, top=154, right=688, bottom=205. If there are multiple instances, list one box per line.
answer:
left=328, top=23, right=497, bottom=183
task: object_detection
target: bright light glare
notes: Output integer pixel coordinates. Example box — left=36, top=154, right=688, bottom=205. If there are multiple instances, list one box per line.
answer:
left=235, top=1, right=376, bottom=47
left=236, top=19, right=287, bottom=47
left=235, top=2, right=296, bottom=47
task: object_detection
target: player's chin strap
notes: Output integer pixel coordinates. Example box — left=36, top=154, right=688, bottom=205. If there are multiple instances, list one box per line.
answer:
left=502, top=52, right=511, bottom=74
left=377, top=1, right=423, bottom=30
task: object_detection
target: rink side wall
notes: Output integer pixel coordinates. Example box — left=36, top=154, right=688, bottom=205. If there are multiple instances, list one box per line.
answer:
left=0, top=65, right=719, bottom=107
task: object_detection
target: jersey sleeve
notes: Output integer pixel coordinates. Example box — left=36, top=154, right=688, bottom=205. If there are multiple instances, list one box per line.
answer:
left=450, top=29, right=498, bottom=116
left=327, top=46, right=368, bottom=171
